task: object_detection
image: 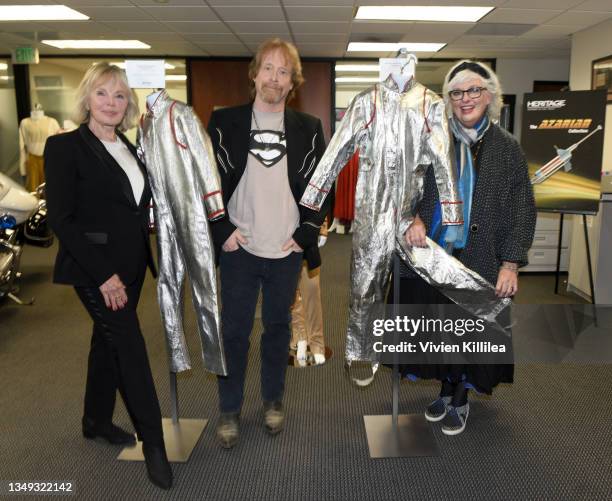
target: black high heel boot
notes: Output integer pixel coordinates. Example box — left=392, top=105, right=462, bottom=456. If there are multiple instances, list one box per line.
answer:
left=142, top=442, right=173, bottom=490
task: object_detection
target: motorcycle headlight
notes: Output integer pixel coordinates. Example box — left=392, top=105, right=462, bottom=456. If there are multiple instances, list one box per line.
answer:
left=0, top=214, right=17, bottom=229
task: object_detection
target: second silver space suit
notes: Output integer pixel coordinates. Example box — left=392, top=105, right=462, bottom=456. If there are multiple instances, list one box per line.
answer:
left=138, top=90, right=226, bottom=375
left=300, top=76, right=463, bottom=363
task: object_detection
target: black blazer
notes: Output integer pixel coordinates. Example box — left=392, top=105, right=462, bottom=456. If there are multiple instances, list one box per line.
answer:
left=44, top=124, right=156, bottom=287
left=207, top=103, right=331, bottom=269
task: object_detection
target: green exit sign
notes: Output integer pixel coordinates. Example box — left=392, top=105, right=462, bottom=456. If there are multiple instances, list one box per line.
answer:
left=12, top=47, right=39, bottom=65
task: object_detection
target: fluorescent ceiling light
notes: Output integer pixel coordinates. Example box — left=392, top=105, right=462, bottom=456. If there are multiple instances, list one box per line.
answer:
left=0, top=5, right=88, bottom=21
left=1, top=76, right=13, bottom=80
left=165, top=75, right=187, bottom=81
left=42, top=40, right=150, bottom=49
left=111, top=61, right=175, bottom=70
left=347, top=42, right=445, bottom=52
left=0, top=63, right=7, bottom=71
left=335, top=64, right=380, bottom=72
left=355, top=6, right=494, bottom=23
left=336, top=76, right=379, bottom=83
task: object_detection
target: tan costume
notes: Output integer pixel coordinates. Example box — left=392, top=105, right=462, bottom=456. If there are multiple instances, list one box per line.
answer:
left=19, top=115, right=60, bottom=191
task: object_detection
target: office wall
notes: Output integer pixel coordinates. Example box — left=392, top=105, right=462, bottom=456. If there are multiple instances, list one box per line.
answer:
left=496, top=58, right=570, bottom=140
left=567, top=17, right=612, bottom=300
left=190, top=59, right=333, bottom=142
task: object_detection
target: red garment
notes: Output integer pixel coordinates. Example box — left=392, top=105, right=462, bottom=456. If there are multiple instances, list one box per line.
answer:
left=333, top=151, right=358, bottom=221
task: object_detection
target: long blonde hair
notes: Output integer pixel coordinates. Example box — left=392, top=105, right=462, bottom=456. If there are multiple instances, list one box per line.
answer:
left=72, top=62, right=139, bottom=132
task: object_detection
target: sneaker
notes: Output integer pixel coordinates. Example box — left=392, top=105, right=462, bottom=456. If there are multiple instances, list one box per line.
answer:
left=216, top=413, right=240, bottom=449
left=263, top=401, right=284, bottom=435
left=424, top=396, right=451, bottom=422
left=441, top=404, right=469, bottom=436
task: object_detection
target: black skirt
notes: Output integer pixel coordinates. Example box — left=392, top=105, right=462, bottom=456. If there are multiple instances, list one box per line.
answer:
left=387, top=273, right=513, bottom=395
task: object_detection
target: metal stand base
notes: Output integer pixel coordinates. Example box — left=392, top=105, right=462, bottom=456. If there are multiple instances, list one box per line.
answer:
left=117, top=418, right=207, bottom=463
left=363, top=414, right=439, bottom=458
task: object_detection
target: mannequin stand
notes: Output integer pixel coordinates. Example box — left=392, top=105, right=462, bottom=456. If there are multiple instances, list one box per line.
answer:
left=363, top=255, right=439, bottom=458
left=118, top=372, right=207, bottom=462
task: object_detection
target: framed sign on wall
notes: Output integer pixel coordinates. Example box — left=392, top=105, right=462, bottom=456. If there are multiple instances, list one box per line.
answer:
left=592, top=55, right=612, bottom=103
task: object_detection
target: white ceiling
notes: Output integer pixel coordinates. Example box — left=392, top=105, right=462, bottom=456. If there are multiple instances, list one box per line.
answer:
left=0, top=0, right=610, bottom=59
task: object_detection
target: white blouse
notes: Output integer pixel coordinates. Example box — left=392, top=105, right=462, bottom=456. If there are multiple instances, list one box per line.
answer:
left=101, top=138, right=145, bottom=203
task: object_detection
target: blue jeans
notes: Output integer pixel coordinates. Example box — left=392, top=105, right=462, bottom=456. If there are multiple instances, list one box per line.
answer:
left=217, top=247, right=303, bottom=414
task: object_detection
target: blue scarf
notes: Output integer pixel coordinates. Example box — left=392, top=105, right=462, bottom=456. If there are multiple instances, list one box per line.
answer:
left=429, top=115, right=490, bottom=252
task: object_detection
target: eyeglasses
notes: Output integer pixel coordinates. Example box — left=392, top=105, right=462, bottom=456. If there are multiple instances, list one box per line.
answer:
left=448, top=86, right=486, bottom=101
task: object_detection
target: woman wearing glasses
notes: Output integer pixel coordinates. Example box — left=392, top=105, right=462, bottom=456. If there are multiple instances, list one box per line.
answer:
left=398, top=60, right=536, bottom=435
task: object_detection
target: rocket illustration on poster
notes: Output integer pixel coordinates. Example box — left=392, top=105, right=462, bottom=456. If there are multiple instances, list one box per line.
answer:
left=520, top=90, right=606, bottom=214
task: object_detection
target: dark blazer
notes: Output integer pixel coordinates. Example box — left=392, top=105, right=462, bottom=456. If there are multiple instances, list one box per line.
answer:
left=44, top=124, right=156, bottom=287
left=207, top=103, right=331, bottom=269
left=414, top=123, right=537, bottom=285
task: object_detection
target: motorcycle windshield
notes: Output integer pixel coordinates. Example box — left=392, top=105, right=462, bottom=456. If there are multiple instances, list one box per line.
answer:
left=0, top=179, right=10, bottom=202
left=0, top=173, right=19, bottom=203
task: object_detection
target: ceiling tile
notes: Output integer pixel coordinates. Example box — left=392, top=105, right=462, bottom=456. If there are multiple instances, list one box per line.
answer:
left=547, top=10, right=612, bottom=26
left=104, top=21, right=174, bottom=33
left=293, top=33, right=347, bottom=43
left=283, top=0, right=353, bottom=4
left=501, top=0, right=582, bottom=8
left=142, top=6, right=219, bottom=22
left=184, top=33, right=240, bottom=44
left=0, top=0, right=55, bottom=4
left=450, top=35, right=515, bottom=47
left=213, top=6, right=284, bottom=22
left=226, top=21, right=289, bottom=34
left=208, top=0, right=279, bottom=5
left=60, top=0, right=125, bottom=5
left=0, top=22, right=51, bottom=32
left=130, top=32, right=192, bottom=41
left=196, top=43, right=251, bottom=56
left=575, top=0, right=612, bottom=11
left=521, top=24, right=576, bottom=37
left=164, top=21, right=231, bottom=33
left=481, top=8, right=563, bottom=24
left=75, top=6, right=154, bottom=22
left=37, top=21, right=115, bottom=34
left=407, top=22, right=474, bottom=41
left=358, top=0, right=502, bottom=5
left=350, top=21, right=413, bottom=34
left=130, top=0, right=209, bottom=5
left=284, top=6, right=354, bottom=22
left=291, top=21, right=351, bottom=33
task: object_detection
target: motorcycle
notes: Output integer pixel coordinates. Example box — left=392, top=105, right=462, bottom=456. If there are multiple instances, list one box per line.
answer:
left=0, top=172, right=38, bottom=305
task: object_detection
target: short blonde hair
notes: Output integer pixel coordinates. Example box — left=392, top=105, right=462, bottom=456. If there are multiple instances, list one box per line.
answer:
left=73, top=62, right=140, bottom=132
left=248, top=38, right=304, bottom=102
left=443, top=60, right=504, bottom=123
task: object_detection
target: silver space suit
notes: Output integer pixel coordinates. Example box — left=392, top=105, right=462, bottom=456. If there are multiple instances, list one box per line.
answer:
left=138, top=90, right=227, bottom=375
left=300, top=76, right=463, bottom=363
left=396, top=236, right=512, bottom=331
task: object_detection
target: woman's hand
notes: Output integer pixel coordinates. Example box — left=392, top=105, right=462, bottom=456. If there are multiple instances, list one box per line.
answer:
left=99, top=274, right=127, bottom=311
left=495, top=263, right=518, bottom=298
left=404, top=215, right=427, bottom=247
left=223, top=229, right=247, bottom=252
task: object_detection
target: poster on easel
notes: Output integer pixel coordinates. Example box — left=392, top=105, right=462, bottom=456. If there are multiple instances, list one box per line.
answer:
left=520, top=90, right=606, bottom=214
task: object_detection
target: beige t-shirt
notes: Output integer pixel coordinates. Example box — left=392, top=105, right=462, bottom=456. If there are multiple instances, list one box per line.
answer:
left=228, top=109, right=299, bottom=258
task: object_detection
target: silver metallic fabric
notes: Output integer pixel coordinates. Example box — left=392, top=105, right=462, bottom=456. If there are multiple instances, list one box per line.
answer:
left=300, top=77, right=462, bottom=363
left=396, top=236, right=511, bottom=332
left=138, top=90, right=227, bottom=375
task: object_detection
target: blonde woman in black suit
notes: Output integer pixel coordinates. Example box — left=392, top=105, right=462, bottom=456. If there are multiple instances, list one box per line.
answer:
left=44, top=63, right=171, bottom=490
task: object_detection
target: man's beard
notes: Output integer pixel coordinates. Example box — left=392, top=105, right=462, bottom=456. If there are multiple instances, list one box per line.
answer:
left=259, top=85, right=285, bottom=104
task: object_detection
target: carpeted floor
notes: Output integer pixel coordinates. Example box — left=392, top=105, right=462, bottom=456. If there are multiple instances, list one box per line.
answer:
left=0, top=233, right=611, bottom=500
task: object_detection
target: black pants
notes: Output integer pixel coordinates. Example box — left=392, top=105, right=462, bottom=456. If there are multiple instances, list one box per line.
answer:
left=217, top=247, right=303, bottom=414
left=75, top=276, right=163, bottom=445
